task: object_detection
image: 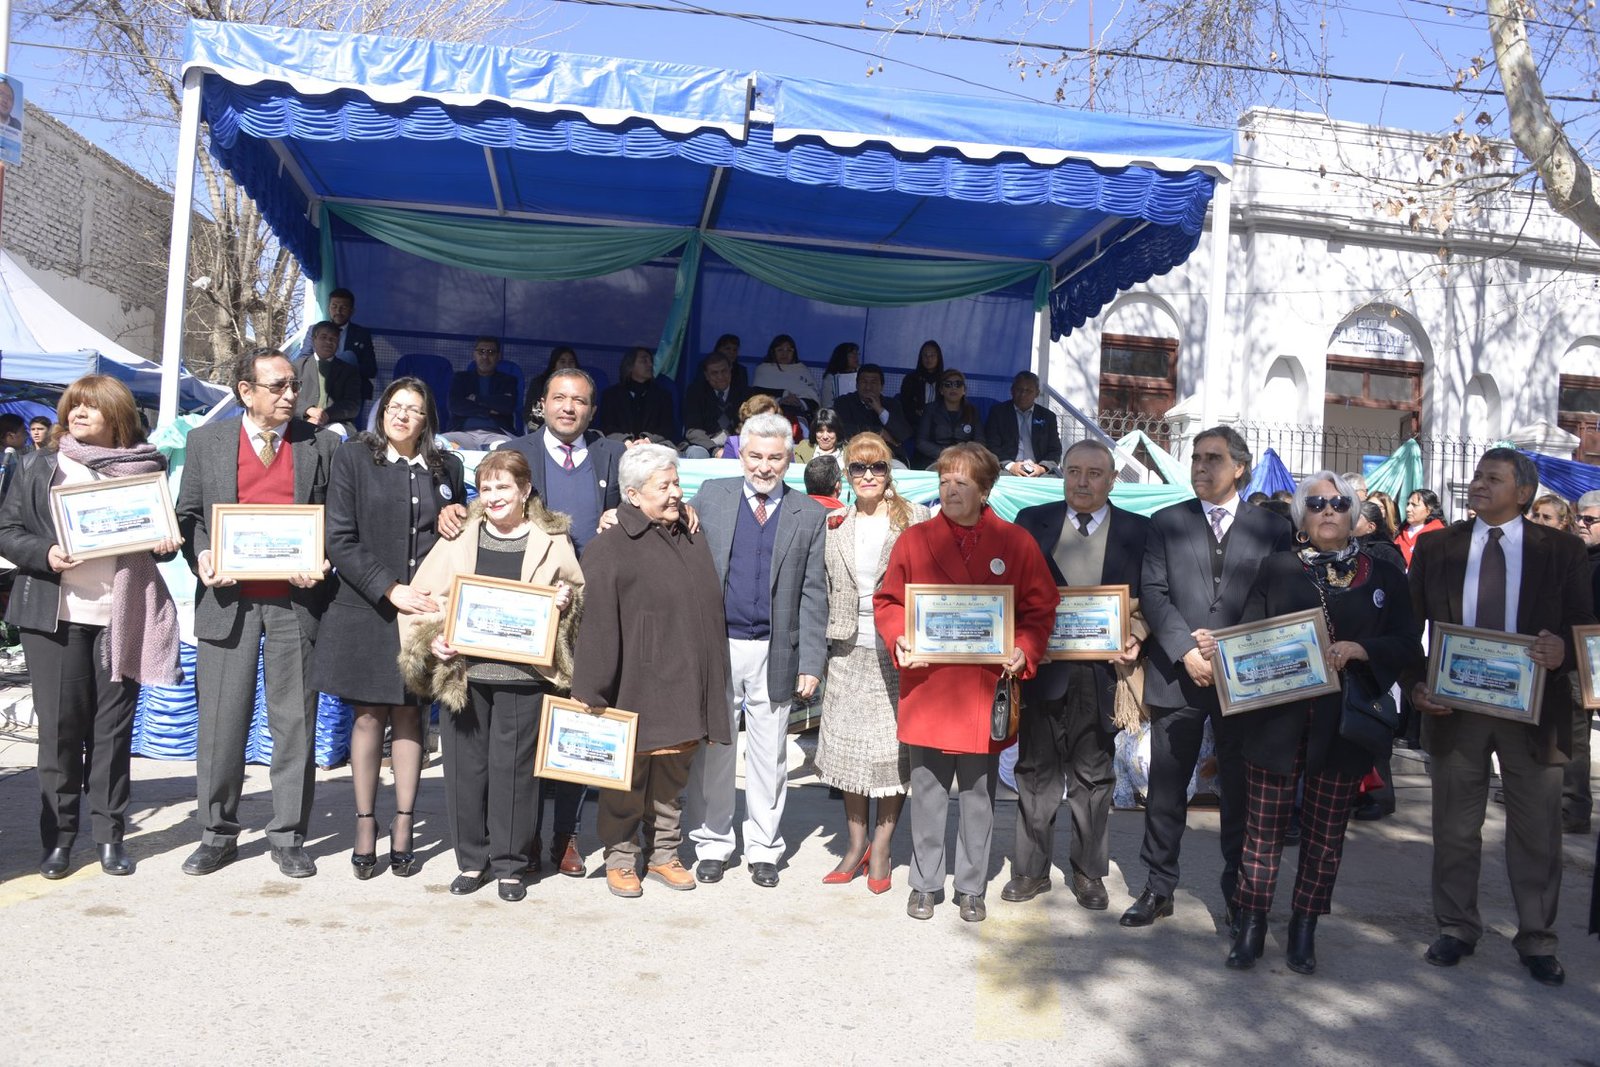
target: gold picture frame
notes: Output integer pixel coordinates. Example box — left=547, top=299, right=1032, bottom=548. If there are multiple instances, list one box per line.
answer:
left=1426, top=623, right=1545, bottom=724
left=533, top=695, right=639, bottom=792
left=50, top=471, right=178, bottom=561
left=1047, top=584, right=1131, bottom=661
left=903, top=583, right=1015, bottom=666
left=442, top=573, right=561, bottom=668
left=209, top=503, right=324, bottom=580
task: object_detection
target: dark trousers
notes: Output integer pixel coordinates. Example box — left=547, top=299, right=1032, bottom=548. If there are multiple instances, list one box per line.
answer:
left=537, top=779, right=588, bottom=840
left=1234, top=725, right=1363, bottom=915
left=1562, top=674, right=1592, bottom=825
left=598, top=748, right=695, bottom=870
left=1013, top=667, right=1115, bottom=880
left=1138, top=702, right=1246, bottom=900
left=442, top=682, right=542, bottom=879
left=21, top=623, right=138, bottom=849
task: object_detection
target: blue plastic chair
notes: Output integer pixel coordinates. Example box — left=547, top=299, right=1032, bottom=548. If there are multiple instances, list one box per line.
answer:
left=501, top=360, right=526, bottom=435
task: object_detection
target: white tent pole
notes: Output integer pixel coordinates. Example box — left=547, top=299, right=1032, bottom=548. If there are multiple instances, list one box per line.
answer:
left=158, top=68, right=204, bottom=426
left=1199, top=176, right=1232, bottom=429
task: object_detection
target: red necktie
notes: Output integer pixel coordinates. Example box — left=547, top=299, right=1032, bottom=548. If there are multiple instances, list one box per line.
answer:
left=754, top=493, right=769, bottom=525
left=560, top=444, right=575, bottom=471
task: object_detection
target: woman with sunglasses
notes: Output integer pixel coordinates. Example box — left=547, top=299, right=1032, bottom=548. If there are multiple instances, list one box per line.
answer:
left=814, top=433, right=931, bottom=892
left=1199, top=472, right=1422, bottom=973
left=915, top=370, right=985, bottom=469
left=313, top=377, right=468, bottom=879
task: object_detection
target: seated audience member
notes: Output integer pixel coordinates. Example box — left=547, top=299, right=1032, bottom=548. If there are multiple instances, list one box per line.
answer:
left=833, top=364, right=912, bottom=461
left=751, top=334, right=820, bottom=415
left=795, top=408, right=843, bottom=464
left=293, top=320, right=363, bottom=435
left=722, top=394, right=782, bottom=459
left=898, top=340, right=944, bottom=428
left=28, top=416, right=51, bottom=450
left=711, top=333, right=750, bottom=393
left=446, top=336, right=520, bottom=447
left=819, top=343, right=861, bottom=409
left=597, top=347, right=676, bottom=447
left=297, top=287, right=377, bottom=404
left=985, top=371, right=1062, bottom=477
left=915, top=370, right=985, bottom=469
left=805, top=455, right=844, bottom=510
left=682, top=353, right=752, bottom=459
left=525, top=346, right=580, bottom=431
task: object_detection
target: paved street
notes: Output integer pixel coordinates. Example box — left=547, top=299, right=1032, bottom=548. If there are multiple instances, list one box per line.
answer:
left=0, top=694, right=1596, bottom=1066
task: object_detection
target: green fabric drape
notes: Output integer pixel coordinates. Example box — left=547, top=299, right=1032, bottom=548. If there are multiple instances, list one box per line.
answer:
left=314, top=202, right=335, bottom=323
left=1364, top=438, right=1424, bottom=509
left=653, top=234, right=703, bottom=378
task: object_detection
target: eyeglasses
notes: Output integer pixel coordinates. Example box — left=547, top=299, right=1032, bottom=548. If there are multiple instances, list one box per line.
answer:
left=940, top=380, right=965, bottom=389
left=1304, top=495, right=1353, bottom=514
left=847, top=461, right=890, bottom=479
left=385, top=404, right=427, bottom=420
left=249, top=378, right=301, bottom=394
left=1578, top=515, right=1600, bottom=528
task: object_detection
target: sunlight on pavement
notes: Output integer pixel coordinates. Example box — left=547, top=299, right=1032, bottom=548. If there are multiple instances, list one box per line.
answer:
left=975, top=900, right=1064, bottom=1040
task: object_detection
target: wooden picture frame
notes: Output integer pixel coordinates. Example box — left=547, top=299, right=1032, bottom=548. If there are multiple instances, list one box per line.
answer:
left=533, top=695, right=638, bottom=792
left=903, top=583, right=1015, bottom=666
left=209, top=503, right=324, bottom=580
left=1573, top=624, right=1600, bottom=710
left=1427, top=623, right=1545, bottom=724
left=1048, top=584, right=1130, bottom=661
left=1210, top=607, right=1342, bottom=716
left=50, top=471, right=178, bottom=561
left=442, top=574, right=561, bottom=667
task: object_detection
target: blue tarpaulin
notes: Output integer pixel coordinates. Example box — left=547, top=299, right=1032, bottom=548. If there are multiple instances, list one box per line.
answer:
left=1523, top=449, right=1600, bottom=501
left=1246, top=448, right=1296, bottom=499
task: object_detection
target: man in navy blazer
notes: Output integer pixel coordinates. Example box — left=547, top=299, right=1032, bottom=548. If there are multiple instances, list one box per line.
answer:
left=985, top=372, right=1063, bottom=477
left=296, top=288, right=377, bottom=402
left=684, top=412, right=827, bottom=888
left=1121, top=426, right=1294, bottom=928
left=1005, top=439, right=1149, bottom=910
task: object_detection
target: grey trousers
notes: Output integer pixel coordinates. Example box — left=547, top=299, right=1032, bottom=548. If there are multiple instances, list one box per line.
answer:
left=1013, top=668, right=1115, bottom=880
left=195, top=599, right=317, bottom=848
left=907, top=746, right=997, bottom=898
left=599, top=748, right=695, bottom=870
left=1425, top=709, right=1563, bottom=957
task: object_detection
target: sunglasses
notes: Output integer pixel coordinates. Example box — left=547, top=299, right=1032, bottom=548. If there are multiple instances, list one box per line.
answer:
left=847, top=461, right=890, bottom=479
left=1304, top=495, right=1353, bottom=514
left=1578, top=515, right=1600, bottom=528
left=249, top=378, right=301, bottom=395
left=940, top=380, right=965, bottom=389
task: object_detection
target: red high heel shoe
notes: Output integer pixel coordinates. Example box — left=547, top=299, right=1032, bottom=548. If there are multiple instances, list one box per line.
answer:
left=867, top=863, right=892, bottom=895
left=822, top=847, right=870, bottom=885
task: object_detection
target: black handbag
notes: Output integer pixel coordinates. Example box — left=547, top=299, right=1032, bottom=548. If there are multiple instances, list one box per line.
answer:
left=990, top=671, right=1020, bottom=742
left=1338, top=663, right=1400, bottom=757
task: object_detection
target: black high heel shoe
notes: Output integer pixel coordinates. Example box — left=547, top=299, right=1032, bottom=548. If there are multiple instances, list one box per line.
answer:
left=351, top=812, right=378, bottom=880
left=389, top=810, right=418, bottom=877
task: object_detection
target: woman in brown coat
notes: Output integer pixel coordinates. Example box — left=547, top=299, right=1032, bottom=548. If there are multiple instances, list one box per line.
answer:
left=570, top=444, right=733, bottom=898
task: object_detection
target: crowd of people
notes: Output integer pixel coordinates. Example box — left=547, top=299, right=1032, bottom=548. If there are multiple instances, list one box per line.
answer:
left=2, top=332, right=1599, bottom=987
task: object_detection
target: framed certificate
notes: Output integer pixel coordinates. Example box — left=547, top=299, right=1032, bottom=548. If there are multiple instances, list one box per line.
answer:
left=1048, top=584, right=1130, bottom=660
left=1211, top=608, right=1341, bottom=716
left=904, top=583, right=1014, bottom=665
left=50, top=472, right=178, bottom=561
left=1427, top=623, right=1545, bottom=724
left=210, top=504, right=325, bottom=580
left=442, top=574, right=560, bottom=667
left=534, top=695, right=639, bottom=792
left=1573, top=625, right=1600, bottom=709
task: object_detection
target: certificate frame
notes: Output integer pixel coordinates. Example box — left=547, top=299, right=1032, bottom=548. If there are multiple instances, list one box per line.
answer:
left=1210, top=608, right=1341, bottom=716
left=1048, top=584, right=1131, bottom=661
left=903, top=583, right=1014, bottom=665
left=209, top=504, right=325, bottom=580
left=1427, top=623, right=1545, bottom=724
left=1572, top=624, right=1600, bottom=709
left=442, top=574, right=560, bottom=667
left=533, top=695, right=638, bottom=792
left=50, top=471, right=178, bottom=561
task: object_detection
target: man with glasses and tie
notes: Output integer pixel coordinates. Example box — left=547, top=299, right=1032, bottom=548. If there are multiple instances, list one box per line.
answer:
left=175, top=348, right=340, bottom=878
left=1005, top=439, right=1149, bottom=910
left=1121, top=426, right=1294, bottom=928
left=685, top=412, right=827, bottom=888
left=1406, top=449, right=1592, bottom=986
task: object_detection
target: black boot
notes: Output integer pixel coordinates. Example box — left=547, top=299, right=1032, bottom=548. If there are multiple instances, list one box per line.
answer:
left=1226, top=909, right=1269, bottom=969
left=1287, top=912, right=1318, bottom=974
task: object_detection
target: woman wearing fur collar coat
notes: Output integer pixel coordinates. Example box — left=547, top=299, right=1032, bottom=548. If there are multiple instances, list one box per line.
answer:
left=399, top=449, right=584, bottom=902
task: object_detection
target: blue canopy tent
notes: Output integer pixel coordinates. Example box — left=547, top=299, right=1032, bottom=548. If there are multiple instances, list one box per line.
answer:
left=1245, top=447, right=1296, bottom=499
left=156, top=20, right=1233, bottom=423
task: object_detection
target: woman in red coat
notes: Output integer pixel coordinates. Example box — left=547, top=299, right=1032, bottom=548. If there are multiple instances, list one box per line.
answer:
left=875, top=442, right=1058, bottom=923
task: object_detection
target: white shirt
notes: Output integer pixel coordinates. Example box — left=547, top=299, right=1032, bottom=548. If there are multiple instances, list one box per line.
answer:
left=1201, top=493, right=1240, bottom=540
left=1070, top=503, right=1110, bottom=537
left=542, top=430, right=588, bottom=470
left=240, top=413, right=288, bottom=453
left=1462, top=515, right=1524, bottom=631
left=385, top=443, right=426, bottom=467
left=854, top=509, right=891, bottom=639
left=743, top=479, right=784, bottom=518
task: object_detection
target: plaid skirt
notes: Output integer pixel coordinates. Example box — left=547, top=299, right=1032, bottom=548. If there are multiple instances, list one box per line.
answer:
left=814, top=635, right=910, bottom=797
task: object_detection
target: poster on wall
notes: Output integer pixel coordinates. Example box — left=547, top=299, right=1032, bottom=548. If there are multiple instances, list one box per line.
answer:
left=0, top=75, right=23, bottom=166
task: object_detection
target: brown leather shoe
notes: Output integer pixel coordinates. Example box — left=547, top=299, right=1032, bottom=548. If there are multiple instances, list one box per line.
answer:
left=646, top=858, right=697, bottom=891
left=606, top=868, right=643, bottom=898
left=552, top=833, right=585, bottom=877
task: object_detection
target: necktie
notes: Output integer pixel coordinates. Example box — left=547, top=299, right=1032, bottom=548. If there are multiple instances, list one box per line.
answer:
left=1476, top=527, right=1507, bottom=632
left=560, top=443, right=575, bottom=471
left=754, top=492, right=769, bottom=525
left=257, top=430, right=277, bottom=467
left=1209, top=506, right=1226, bottom=542
left=1075, top=511, right=1093, bottom=536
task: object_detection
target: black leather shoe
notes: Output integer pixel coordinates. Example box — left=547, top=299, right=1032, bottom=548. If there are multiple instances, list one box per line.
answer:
left=1226, top=909, right=1269, bottom=969
left=1001, top=875, right=1051, bottom=903
left=1562, top=815, right=1592, bottom=835
left=695, top=859, right=726, bottom=884
left=270, top=846, right=317, bottom=879
left=1071, top=872, right=1109, bottom=911
left=1119, top=889, right=1175, bottom=927
left=956, top=892, right=987, bottom=923
left=1353, top=799, right=1394, bottom=822
left=39, top=847, right=71, bottom=880
left=181, top=842, right=237, bottom=876
left=1286, top=912, right=1317, bottom=974
left=1522, top=955, right=1565, bottom=986
left=750, top=862, right=779, bottom=888
left=98, top=842, right=134, bottom=876
left=498, top=878, right=527, bottom=902
left=449, top=871, right=489, bottom=896
left=1425, top=934, right=1476, bottom=967
left=906, top=889, right=938, bottom=920
left=1224, top=904, right=1240, bottom=938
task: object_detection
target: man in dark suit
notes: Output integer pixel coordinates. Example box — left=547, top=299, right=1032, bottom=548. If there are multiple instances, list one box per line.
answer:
left=1005, top=439, right=1149, bottom=910
left=832, top=364, right=912, bottom=458
left=292, top=320, right=363, bottom=433
left=0, top=414, right=25, bottom=501
left=446, top=336, right=520, bottom=446
left=175, top=347, right=339, bottom=879
left=681, top=353, right=752, bottom=458
left=985, top=371, right=1063, bottom=478
left=503, top=367, right=622, bottom=875
left=297, top=288, right=377, bottom=403
left=685, top=412, right=827, bottom=888
left=1121, top=425, right=1294, bottom=927
left=1407, top=449, right=1593, bottom=987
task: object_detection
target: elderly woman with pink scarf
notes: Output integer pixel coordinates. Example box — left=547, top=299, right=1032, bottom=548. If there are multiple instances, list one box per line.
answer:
left=0, top=375, right=182, bottom=879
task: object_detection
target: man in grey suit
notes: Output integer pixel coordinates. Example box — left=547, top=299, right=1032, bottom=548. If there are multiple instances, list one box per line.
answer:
left=1121, top=426, right=1294, bottom=927
left=175, top=347, right=339, bottom=879
left=685, top=412, right=827, bottom=887
left=292, top=320, right=363, bottom=434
